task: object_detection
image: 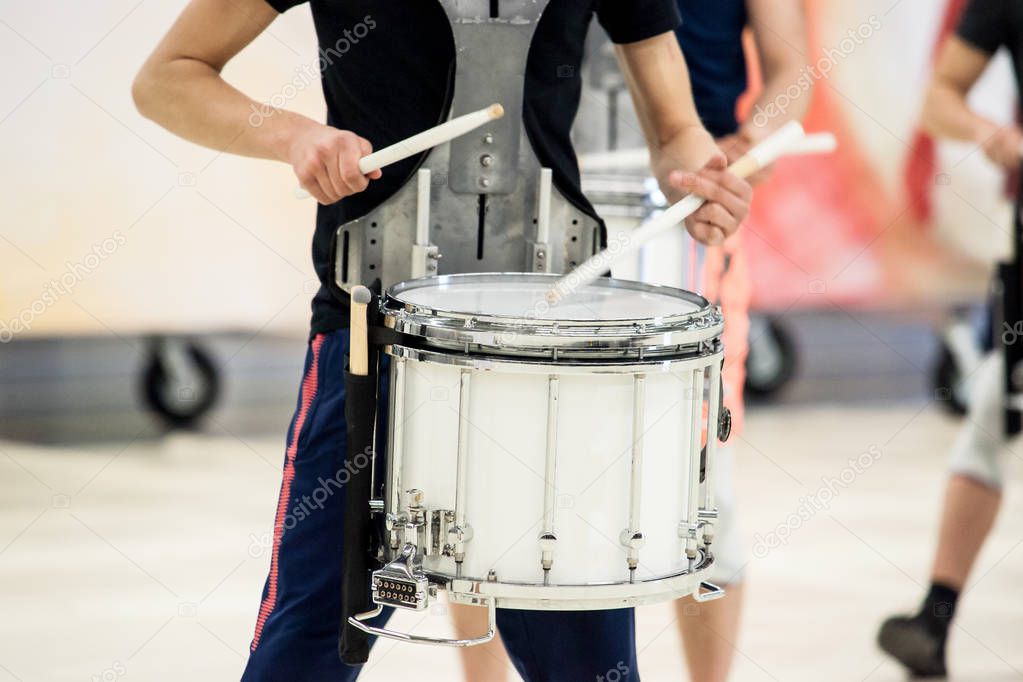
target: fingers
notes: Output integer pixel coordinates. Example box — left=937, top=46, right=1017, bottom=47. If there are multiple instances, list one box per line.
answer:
left=357, top=137, right=383, bottom=180
left=669, top=167, right=752, bottom=233
left=685, top=219, right=726, bottom=246
left=292, top=130, right=379, bottom=205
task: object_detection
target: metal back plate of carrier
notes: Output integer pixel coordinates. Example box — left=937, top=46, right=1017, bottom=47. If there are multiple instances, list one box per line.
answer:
left=381, top=273, right=723, bottom=361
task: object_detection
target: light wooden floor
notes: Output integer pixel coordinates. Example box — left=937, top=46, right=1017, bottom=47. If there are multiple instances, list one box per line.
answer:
left=1, top=404, right=1021, bottom=681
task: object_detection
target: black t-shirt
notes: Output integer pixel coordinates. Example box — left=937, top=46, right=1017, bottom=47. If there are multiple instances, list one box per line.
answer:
left=263, top=0, right=681, bottom=335
left=958, top=0, right=1023, bottom=96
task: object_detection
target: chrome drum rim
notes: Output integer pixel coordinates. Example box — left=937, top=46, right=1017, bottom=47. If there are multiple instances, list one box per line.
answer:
left=382, top=273, right=723, bottom=361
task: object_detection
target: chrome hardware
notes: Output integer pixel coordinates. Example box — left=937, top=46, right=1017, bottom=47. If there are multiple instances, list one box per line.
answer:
left=402, top=488, right=428, bottom=548
left=531, top=169, right=553, bottom=273
left=349, top=597, right=496, bottom=648
left=684, top=368, right=705, bottom=564
left=622, top=374, right=647, bottom=575
left=453, top=371, right=473, bottom=569
left=387, top=358, right=408, bottom=549
left=412, top=170, right=441, bottom=279
left=703, top=362, right=722, bottom=546
left=431, top=509, right=456, bottom=556
left=370, top=542, right=429, bottom=611
left=382, top=274, right=724, bottom=361
left=540, top=375, right=560, bottom=577
left=693, top=580, right=725, bottom=603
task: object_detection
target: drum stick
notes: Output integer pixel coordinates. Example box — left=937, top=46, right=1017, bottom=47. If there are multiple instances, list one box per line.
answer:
left=546, top=121, right=807, bottom=304
left=787, top=133, right=838, bottom=156
left=297, top=104, right=505, bottom=199
left=579, top=133, right=837, bottom=172
left=350, top=286, right=372, bottom=377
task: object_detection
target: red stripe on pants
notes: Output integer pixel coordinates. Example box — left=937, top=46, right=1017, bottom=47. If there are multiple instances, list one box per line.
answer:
left=250, top=334, right=326, bottom=651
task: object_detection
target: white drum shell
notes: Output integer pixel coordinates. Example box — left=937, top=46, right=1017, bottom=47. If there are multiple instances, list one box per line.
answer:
left=390, top=354, right=712, bottom=587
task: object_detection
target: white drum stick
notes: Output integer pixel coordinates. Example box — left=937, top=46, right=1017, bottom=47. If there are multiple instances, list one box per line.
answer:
left=787, top=133, right=838, bottom=156
left=547, top=121, right=808, bottom=304
left=297, top=103, right=505, bottom=199
left=578, top=133, right=837, bottom=172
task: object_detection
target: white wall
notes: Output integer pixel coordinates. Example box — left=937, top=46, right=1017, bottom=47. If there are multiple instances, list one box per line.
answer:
left=0, top=0, right=324, bottom=338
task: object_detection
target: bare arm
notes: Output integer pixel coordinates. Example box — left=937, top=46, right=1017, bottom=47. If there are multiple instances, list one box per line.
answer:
left=132, top=0, right=379, bottom=204
left=923, top=36, right=1020, bottom=169
left=712, top=0, right=809, bottom=183
left=744, top=0, right=811, bottom=140
left=616, top=33, right=752, bottom=245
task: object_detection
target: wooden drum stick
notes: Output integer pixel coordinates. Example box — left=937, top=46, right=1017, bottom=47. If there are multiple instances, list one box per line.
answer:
left=349, top=286, right=372, bottom=377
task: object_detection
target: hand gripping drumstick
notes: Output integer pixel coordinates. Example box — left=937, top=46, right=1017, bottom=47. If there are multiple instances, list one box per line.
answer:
left=296, top=104, right=505, bottom=199
left=547, top=121, right=823, bottom=304
left=349, top=286, right=373, bottom=377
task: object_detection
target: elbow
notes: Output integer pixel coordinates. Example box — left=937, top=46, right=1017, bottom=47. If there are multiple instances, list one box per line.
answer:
left=131, top=63, right=165, bottom=121
left=919, top=85, right=943, bottom=137
left=131, top=69, right=154, bottom=120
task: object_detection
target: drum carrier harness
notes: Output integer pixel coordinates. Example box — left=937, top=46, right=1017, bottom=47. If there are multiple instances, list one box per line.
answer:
left=336, top=0, right=603, bottom=663
left=333, top=1, right=601, bottom=295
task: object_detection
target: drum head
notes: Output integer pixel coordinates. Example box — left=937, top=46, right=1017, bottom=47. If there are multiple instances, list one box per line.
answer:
left=395, top=277, right=701, bottom=322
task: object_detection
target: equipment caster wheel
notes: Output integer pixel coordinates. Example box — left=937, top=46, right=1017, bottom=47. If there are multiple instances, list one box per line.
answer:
left=140, top=336, right=220, bottom=429
left=745, top=315, right=797, bottom=399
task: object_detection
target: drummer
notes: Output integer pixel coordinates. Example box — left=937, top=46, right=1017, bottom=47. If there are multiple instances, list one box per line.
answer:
left=132, top=1, right=752, bottom=680
left=671, top=2, right=812, bottom=682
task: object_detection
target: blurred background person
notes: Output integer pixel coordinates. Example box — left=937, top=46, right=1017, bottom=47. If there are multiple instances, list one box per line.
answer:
left=878, top=0, right=1023, bottom=677
left=672, top=2, right=810, bottom=682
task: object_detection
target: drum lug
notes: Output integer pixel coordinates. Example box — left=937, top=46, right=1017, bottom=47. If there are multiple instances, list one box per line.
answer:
left=448, top=524, right=473, bottom=554
left=431, top=509, right=458, bottom=556
left=619, top=529, right=645, bottom=548
left=538, top=532, right=557, bottom=572
left=697, top=508, right=718, bottom=546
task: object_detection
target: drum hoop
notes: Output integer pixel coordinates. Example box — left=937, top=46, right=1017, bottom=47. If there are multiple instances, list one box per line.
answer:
left=382, top=274, right=723, bottom=356
left=442, top=551, right=713, bottom=611
left=385, top=342, right=723, bottom=371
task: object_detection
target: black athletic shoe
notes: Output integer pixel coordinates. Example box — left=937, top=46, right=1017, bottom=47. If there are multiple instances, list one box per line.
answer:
left=878, top=615, right=948, bottom=678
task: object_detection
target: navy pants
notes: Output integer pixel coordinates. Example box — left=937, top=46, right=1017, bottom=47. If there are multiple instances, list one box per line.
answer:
left=242, top=331, right=639, bottom=681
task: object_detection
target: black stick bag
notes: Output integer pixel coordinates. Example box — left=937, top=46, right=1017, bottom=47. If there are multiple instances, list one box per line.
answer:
left=338, top=360, right=378, bottom=664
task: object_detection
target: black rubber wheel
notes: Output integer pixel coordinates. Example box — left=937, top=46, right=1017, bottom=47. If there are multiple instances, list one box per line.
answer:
left=745, top=316, right=797, bottom=399
left=140, top=336, right=221, bottom=429
left=932, top=343, right=969, bottom=417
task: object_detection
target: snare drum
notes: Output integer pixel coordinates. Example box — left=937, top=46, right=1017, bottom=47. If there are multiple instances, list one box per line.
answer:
left=352, top=273, right=728, bottom=645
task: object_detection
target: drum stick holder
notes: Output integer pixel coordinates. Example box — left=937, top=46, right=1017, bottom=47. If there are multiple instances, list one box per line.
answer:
left=338, top=293, right=386, bottom=664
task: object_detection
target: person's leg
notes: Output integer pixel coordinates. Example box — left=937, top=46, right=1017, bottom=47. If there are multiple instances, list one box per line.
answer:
left=676, top=446, right=745, bottom=682
left=242, top=331, right=389, bottom=682
left=932, top=474, right=1002, bottom=588
left=449, top=603, right=515, bottom=681
left=676, top=583, right=744, bottom=682
left=878, top=352, right=1006, bottom=677
left=497, top=609, right=638, bottom=682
